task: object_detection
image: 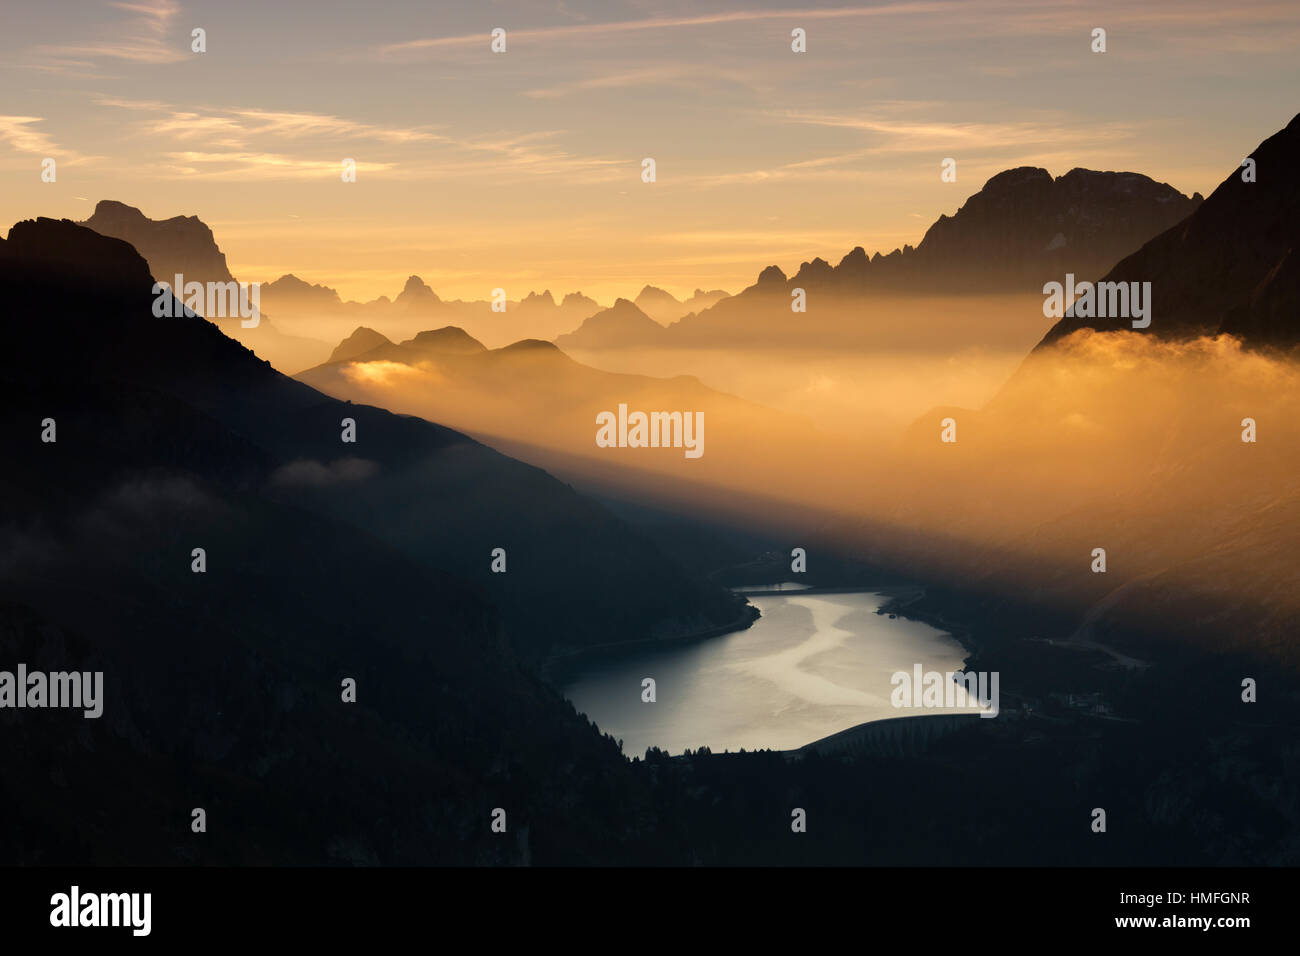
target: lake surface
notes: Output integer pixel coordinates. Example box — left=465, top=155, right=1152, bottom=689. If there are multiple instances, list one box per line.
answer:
left=562, top=590, right=980, bottom=757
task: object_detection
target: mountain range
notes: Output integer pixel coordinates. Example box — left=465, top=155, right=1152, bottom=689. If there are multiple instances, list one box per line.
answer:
left=565, top=167, right=1203, bottom=351
left=260, top=273, right=609, bottom=351
left=79, top=164, right=1202, bottom=363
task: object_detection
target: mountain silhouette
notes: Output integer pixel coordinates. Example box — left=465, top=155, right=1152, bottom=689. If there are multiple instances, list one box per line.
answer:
left=555, top=298, right=669, bottom=349
left=680, top=287, right=729, bottom=314
left=630, top=285, right=732, bottom=324
left=561, top=291, right=600, bottom=312
left=328, top=326, right=392, bottom=362
left=521, top=290, right=556, bottom=308
left=79, top=200, right=332, bottom=371
left=1037, top=112, right=1300, bottom=349
left=633, top=285, right=682, bottom=324
left=394, top=275, right=442, bottom=310
left=661, top=167, right=1201, bottom=348
left=81, top=199, right=235, bottom=288
left=883, top=167, right=1202, bottom=291
left=263, top=272, right=350, bottom=308
left=260, top=273, right=606, bottom=349
left=405, top=326, right=489, bottom=355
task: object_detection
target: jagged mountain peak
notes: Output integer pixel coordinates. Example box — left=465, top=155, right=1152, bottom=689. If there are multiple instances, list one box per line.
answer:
left=80, top=199, right=235, bottom=287
left=635, top=284, right=680, bottom=304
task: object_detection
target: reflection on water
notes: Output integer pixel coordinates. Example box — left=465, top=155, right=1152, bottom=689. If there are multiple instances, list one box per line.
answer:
left=562, top=591, right=979, bottom=757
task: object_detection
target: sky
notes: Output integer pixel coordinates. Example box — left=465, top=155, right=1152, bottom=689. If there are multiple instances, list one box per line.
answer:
left=2, top=0, right=1298, bottom=303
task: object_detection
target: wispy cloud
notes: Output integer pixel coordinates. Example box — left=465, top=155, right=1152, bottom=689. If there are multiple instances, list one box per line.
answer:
left=0, top=116, right=98, bottom=165
left=93, top=95, right=626, bottom=182
left=0, top=116, right=63, bottom=154
left=524, top=63, right=763, bottom=99
left=375, top=0, right=1300, bottom=61
left=95, top=96, right=439, bottom=148
left=160, top=151, right=396, bottom=181
left=94, top=97, right=430, bottom=179
left=672, top=105, right=1140, bottom=188
left=30, top=0, right=185, bottom=69
left=774, top=110, right=1136, bottom=154
left=225, top=109, right=439, bottom=144
left=376, top=3, right=963, bottom=58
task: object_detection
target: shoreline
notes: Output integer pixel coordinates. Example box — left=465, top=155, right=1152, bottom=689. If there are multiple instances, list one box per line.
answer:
left=874, top=585, right=982, bottom=669
left=792, top=711, right=985, bottom=758
left=538, top=603, right=761, bottom=685
left=541, top=583, right=932, bottom=685
left=733, top=583, right=924, bottom=599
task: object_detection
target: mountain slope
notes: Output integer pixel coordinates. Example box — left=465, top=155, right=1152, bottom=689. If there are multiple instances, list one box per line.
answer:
left=0, top=218, right=749, bottom=665
left=0, top=220, right=705, bottom=865
left=1037, top=112, right=1300, bottom=349
left=79, top=200, right=331, bottom=371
